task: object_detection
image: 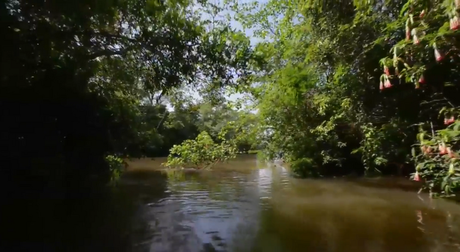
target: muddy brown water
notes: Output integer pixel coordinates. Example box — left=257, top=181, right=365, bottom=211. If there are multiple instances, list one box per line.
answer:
left=5, top=155, right=460, bottom=252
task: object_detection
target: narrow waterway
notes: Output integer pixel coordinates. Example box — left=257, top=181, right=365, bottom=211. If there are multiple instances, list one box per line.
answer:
left=124, top=156, right=460, bottom=252
left=6, top=155, right=460, bottom=252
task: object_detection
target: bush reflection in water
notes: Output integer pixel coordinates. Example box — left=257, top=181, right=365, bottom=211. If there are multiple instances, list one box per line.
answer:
left=5, top=156, right=460, bottom=252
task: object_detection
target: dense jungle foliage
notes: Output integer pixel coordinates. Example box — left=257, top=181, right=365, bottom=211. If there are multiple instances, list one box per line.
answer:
left=3, top=0, right=460, bottom=199
left=0, top=0, right=258, bottom=197
left=231, top=0, right=460, bottom=197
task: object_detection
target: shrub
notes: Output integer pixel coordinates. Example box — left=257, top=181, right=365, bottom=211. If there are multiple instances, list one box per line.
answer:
left=290, top=158, right=319, bottom=178
left=164, top=131, right=237, bottom=170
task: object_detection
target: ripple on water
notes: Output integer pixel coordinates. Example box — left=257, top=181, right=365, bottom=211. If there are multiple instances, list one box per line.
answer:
left=125, top=159, right=460, bottom=252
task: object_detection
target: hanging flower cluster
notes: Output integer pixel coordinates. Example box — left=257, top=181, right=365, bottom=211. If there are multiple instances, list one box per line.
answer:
left=380, top=4, right=458, bottom=92
left=416, top=136, right=458, bottom=182
left=419, top=137, right=457, bottom=158
left=392, top=2, right=460, bottom=187
left=379, top=74, right=392, bottom=90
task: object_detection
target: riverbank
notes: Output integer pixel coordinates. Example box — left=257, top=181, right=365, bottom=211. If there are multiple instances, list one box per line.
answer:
left=124, top=156, right=426, bottom=193
left=124, top=154, right=261, bottom=172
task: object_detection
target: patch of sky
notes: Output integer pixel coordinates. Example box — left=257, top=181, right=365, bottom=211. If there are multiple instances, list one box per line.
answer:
left=178, top=0, right=268, bottom=112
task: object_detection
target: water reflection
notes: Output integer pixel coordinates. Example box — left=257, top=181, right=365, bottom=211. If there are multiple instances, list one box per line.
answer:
left=125, top=156, right=460, bottom=252
left=131, top=157, right=263, bottom=252
left=6, top=156, right=460, bottom=252
left=0, top=169, right=169, bottom=252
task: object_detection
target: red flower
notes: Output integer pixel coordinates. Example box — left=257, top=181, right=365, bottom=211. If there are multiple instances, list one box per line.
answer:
left=421, top=145, right=431, bottom=154
left=440, top=143, right=447, bottom=155
left=414, top=171, right=420, bottom=181
left=384, top=79, right=392, bottom=88
left=384, top=66, right=390, bottom=76
left=420, top=10, right=425, bottom=18
left=444, top=116, right=455, bottom=125
left=451, top=17, right=460, bottom=30
left=434, top=48, right=444, bottom=62
left=405, top=19, right=411, bottom=41
left=419, top=76, right=425, bottom=84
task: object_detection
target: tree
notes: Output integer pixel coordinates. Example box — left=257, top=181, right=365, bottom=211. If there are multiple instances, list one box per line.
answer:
left=227, top=0, right=460, bottom=197
left=0, top=0, right=256, bottom=194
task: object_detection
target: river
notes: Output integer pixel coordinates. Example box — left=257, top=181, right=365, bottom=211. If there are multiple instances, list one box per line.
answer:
left=5, top=155, right=460, bottom=252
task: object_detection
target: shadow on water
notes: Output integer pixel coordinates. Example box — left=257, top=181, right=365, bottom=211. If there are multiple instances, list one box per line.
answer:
left=4, top=156, right=460, bottom=252
left=0, top=169, right=169, bottom=252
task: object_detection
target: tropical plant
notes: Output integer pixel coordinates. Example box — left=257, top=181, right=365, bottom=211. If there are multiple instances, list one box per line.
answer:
left=164, top=131, right=237, bottom=169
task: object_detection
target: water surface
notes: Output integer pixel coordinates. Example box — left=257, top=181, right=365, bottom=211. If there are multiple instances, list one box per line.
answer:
left=7, top=155, right=460, bottom=252
left=123, top=156, right=460, bottom=252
